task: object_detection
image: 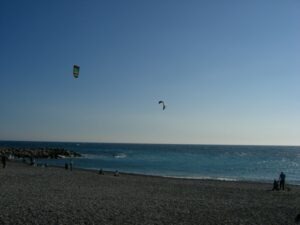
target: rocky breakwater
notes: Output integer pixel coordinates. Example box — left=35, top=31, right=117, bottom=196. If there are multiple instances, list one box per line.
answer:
left=0, top=147, right=81, bottom=159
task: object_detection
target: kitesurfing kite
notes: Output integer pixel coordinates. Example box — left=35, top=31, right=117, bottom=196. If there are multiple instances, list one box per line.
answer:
left=158, top=100, right=166, bottom=110
left=73, top=65, right=80, bottom=78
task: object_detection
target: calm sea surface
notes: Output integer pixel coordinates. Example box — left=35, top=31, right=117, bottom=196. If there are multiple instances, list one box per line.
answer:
left=1, top=141, right=300, bottom=184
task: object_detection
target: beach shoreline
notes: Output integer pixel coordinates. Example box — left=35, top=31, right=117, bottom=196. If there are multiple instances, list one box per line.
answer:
left=34, top=161, right=298, bottom=187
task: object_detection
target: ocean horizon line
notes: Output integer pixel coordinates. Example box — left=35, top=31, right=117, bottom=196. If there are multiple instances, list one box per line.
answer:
left=1, top=139, right=300, bottom=148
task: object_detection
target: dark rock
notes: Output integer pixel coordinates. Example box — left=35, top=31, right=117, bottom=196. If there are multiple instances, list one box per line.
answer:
left=0, top=147, right=81, bottom=159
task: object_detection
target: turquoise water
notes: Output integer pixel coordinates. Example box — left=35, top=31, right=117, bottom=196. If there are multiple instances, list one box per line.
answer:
left=1, top=141, right=300, bottom=184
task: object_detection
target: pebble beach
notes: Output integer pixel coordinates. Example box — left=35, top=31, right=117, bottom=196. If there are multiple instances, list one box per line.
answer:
left=0, top=161, right=300, bottom=225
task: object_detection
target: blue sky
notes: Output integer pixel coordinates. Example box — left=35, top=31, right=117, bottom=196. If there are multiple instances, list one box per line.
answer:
left=0, top=0, right=300, bottom=145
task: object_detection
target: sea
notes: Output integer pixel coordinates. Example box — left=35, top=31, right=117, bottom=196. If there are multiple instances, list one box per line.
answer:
left=1, top=141, right=299, bottom=185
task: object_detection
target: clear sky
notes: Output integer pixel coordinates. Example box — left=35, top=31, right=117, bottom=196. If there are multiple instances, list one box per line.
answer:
left=1, top=0, right=300, bottom=145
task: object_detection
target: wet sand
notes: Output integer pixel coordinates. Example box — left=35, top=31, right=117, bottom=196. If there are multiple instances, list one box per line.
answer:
left=0, top=161, right=299, bottom=225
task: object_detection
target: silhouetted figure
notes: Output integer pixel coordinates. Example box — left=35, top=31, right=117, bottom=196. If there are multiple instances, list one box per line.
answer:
left=65, top=163, right=69, bottom=170
left=99, top=169, right=104, bottom=175
left=69, top=160, right=73, bottom=171
left=272, top=179, right=279, bottom=191
left=279, top=172, right=286, bottom=190
left=30, top=157, right=35, bottom=166
left=295, top=214, right=300, bottom=223
left=114, top=170, right=119, bottom=176
left=1, top=155, right=6, bottom=168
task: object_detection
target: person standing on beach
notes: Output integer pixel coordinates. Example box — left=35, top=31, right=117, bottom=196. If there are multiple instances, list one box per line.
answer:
left=272, top=179, right=279, bottom=191
left=1, top=155, right=6, bottom=168
left=279, top=172, right=286, bottom=190
left=69, top=159, right=73, bottom=171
